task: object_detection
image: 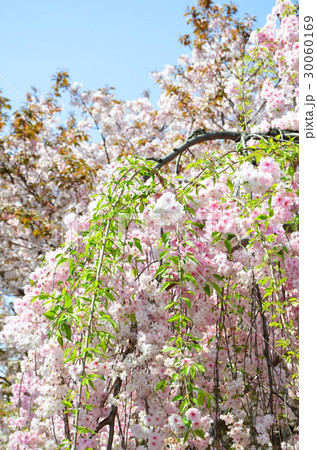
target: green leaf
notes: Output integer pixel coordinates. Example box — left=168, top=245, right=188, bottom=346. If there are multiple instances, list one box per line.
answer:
left=61, top=400, right=73, bottom=408
left=180, top=399, right=190, bottom=412
left=164, top=302, right=175, bottom=310
left=162, top=346, right=178, bottom=354
left=268, top=195, right=272, bottom=208
left=226, top=178, right=234, bottom=192
left=197, top=390, right=205, bottom=406
left=161, top=281, right=176, bottom=292
left=182, top=416, right=192, bottom=428
left=57, top=335, right=64, bottom=348
left=170, top=256, right=179, bottom=265
left=133, top=238, right=143, bottom=254
left=176, top=336, right=182, bottom=349
left=172, top=394, right=184, bottom=402
left=61, top=322, right=72, bottom=341
left=213, top=274, right=223, bottom=281
left=167, top=314, right=180, bottom=323
left=104, top=291, right=116, bottom=302
left=194, top=429, right=206, bottom=440
left=191, top=342, right=203, bottom=352
left=195, top=363, right=206, bottom=373
left=155, top=380, right=167, bottom=392
left=56, top=257, right=68, bottom=267
left=210, top=281, right=222, bottom=296
left=98, top=313, right=118, bottom=331
left=181, top=365, right=190, bottom=376
left=159, top=250, right=170, bottom=259
left=63, top=292, right=72, bottom=309
left=43, top=310, right=57, bottom=320
left=172, top=373, right=180, bottom=382
left=69, top=258, right=75, bottom=276
left=184, top=273, right=197, bottom=286
left=183, top=297, right=191, bottom=309
left=224, top=239, right=232, bottom=253
left=203, top=283, right=211, bottom=296
left=212, top=233, right=222, bottom=244
left=155, top=266, right=168, bottom=277
left=84, top=404, right=94, bottom=411
left=74, top=426, right=96, bottom=434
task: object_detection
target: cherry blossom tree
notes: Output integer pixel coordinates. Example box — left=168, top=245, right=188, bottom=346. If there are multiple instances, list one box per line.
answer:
left=1, top=0, right=298, bottom=448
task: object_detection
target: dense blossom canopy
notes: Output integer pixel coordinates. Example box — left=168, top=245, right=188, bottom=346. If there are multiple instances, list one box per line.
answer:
left=1, top=0, right=298, bottom=449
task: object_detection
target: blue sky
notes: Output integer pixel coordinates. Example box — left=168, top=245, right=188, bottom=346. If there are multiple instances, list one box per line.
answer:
left=1, top=0, right=277, bottom=111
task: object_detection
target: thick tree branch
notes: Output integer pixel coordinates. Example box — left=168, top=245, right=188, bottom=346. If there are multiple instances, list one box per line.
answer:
left=94, top=335, right=137, bottom=447
left=252, top=279, right=278, bottom=447
left=144, top=129, right=298, bottom=181
left=0, top=375, right=11, bottom=385
left=95, top=378, right=122, bottom=433
left=94, top=377, right=122, bottom=450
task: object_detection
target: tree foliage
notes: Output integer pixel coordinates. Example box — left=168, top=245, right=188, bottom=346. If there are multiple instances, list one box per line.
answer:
left=1, top=1, right=298, bottom=448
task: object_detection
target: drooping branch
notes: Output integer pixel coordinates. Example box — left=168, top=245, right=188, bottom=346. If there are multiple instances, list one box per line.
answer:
left=144, top=128, right=299, bottom=181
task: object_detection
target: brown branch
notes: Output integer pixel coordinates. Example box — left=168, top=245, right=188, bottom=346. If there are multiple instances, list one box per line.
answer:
left=63, top=409, right=71, bottom=442
left=95, top=376, right=122, bottom=446
left=94, top=335, right=138, bottom=446
left=0, top=375, right=11, bottom=385
left=135, top=259, right=160, bottom=281
left=51, top=417, right=59, bottom=445
left=143, top=129, right=299, bottom=181
left=252, top=278, right=278, bottom=448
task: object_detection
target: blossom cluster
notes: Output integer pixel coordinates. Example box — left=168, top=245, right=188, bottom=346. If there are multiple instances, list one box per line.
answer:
left=235, top=156, right=281, bottom=194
